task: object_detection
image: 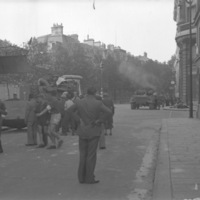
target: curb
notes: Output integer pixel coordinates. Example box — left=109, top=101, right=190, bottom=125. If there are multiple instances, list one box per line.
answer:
left=152, top=119, right=172, bottom=200
left=163, top=108, right=189, bottom=111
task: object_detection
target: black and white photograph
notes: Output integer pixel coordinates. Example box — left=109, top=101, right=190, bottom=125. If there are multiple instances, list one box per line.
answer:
left=0, top=0, right=199, bottom=200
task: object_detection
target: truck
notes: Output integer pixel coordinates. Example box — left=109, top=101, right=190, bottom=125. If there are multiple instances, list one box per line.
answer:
left=2, top=75, right=82, bottom=129
left=130, top=94, right=151, bottom=109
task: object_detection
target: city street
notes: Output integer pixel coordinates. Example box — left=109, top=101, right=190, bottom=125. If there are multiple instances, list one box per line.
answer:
left=0, top=104, right=188, bottom=200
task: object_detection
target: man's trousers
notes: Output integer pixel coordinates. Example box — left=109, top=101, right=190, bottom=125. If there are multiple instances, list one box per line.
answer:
left=78, top=136, right=100, bottom=183
left=27, top=121, right=37, bottom=145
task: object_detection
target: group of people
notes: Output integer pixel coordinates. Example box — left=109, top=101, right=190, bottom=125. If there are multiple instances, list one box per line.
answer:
left=1, top=86, right=115, bottom=184
left=24, top=87, right=115, bottom=151
left=25, top=90, right=65, bottom=149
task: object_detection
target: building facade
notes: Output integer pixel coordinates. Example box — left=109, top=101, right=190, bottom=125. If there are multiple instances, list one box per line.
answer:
left=37, top=23, right=79, bottom=55
left=194, top=0, right=200, bottom=117
left=174, top=0, right=198, bottom=104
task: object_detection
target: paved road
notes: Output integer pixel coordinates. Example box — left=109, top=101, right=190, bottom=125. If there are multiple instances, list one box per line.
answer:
left=0, top=105, right=188, bottom=200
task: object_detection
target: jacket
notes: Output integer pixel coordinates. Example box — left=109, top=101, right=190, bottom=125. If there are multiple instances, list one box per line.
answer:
left=68, top=95, right=112, bottom=138
left=25, top=99, right=37, bottom=124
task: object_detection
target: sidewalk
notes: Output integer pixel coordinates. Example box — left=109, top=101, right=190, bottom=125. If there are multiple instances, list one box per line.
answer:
left=153, top=118, right=200, bottom=200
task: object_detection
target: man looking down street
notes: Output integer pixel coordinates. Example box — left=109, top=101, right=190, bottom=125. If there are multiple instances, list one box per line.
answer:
left=68, top=87, right=112, bottom=184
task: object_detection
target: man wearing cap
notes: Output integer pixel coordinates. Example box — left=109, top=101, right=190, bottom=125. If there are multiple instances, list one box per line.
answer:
left=68, top=87, right=112, bottom=184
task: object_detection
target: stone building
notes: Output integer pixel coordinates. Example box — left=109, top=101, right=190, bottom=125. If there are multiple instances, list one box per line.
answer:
left=174, top=0, right=197, bottom=104
left=37, top=23, right=79, bottom=55
left=194, top=0, right=200, bottom=116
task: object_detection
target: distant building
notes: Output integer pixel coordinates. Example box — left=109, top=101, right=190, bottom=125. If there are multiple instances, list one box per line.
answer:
left=37, top=23, right=79, bottom=55
left=83, top=35, right=106, bottom=49
left=107, top=44, right=115, bottom=51
left=138, top=52, right=149, bottom=63
left=94, top=41, right=101, bottom=47
left=113, top=47, right=127, bottom=61
left=83, top=35, right=95, bottom=46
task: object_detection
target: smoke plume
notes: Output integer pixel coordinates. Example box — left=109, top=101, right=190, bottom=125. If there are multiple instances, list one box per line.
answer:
left=119, top=61, right=157, bottom=90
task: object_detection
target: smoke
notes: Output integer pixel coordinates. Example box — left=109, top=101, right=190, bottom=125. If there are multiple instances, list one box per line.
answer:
left=119, top=61, right=157, bottom=90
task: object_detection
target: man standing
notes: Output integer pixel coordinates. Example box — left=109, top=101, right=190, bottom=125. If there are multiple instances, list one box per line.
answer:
left=25, top=94, right=37, bottom=146
left=35, top=94, right=50, bottom=148
left=0, top=100, right=7, bottom=153
left=68, top=87, right=112, bottom=184
left=63, top=93, right=75, bottom=135
left=37, top=90, right=63, bottom=149
left=102, top=93, right=115, bottom=136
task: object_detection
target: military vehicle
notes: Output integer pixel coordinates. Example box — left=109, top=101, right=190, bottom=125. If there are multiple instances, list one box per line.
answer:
left=2, top=75, right=82, bottom=129
left=130, top=94, right=150, bottom=109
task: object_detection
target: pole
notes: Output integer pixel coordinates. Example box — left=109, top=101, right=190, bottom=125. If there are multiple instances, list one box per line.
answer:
left=100, top=61, right=103, bottom=97
left=188, top=0, right=193, bottom=118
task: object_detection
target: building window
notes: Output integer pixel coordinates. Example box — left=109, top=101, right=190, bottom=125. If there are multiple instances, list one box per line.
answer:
left=187, top=6, right=196, bottom=22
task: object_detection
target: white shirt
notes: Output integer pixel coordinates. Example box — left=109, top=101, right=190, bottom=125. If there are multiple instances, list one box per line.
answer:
left=64, top=100, right=74, bottom=111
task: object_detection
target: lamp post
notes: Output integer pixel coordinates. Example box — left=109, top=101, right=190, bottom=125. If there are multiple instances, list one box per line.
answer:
left=170, top=80, right=175, bottom=105
left=100, top=61, right=103, bottom=97
left=185, top=0, right=193, bottom=118
left=100, top=50, right=107, bottom=97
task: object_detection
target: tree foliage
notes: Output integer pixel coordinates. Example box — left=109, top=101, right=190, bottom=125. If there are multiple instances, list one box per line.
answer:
left=25, top=40, right=174, bottom=101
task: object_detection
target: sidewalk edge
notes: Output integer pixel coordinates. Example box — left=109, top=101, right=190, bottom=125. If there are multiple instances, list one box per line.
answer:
left=152, top=119, right=172, bottom=200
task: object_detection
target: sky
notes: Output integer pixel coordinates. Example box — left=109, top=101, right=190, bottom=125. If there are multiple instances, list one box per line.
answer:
left=0, top=0, right=176, bottom=62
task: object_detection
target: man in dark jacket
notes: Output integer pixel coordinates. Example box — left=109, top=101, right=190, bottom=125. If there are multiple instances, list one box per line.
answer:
left=68, top=87, right=112, bottom=184
left=25, top=94, right=37, bottom=146
left=0, top=100, right=7, bottom=153
left=102, top=93, right=115, bottom=135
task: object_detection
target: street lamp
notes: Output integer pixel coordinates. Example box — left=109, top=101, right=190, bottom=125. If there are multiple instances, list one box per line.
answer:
left=100, top=61, right=103, bottom=97
left=185, top=0, right=193, bottom=118
left=100, top=50, right=107, bottom=97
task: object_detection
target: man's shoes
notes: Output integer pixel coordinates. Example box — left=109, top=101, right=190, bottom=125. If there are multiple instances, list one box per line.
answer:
left=100, top=147, right=106, bottom=149
left=46, top=145, right=56, bottom=149
left=104, top=133, right=108, bottom=136
left=86, top=180, right=100, bottom=184
left=36, top=144, right=46, bottom=148
left=0, top=140, right=3, bottom=153
left=109, top=133, right=112, bottom=136
left=25, top=144, right=35, bottom=146
left=57, top=140, right=64, bottom=148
